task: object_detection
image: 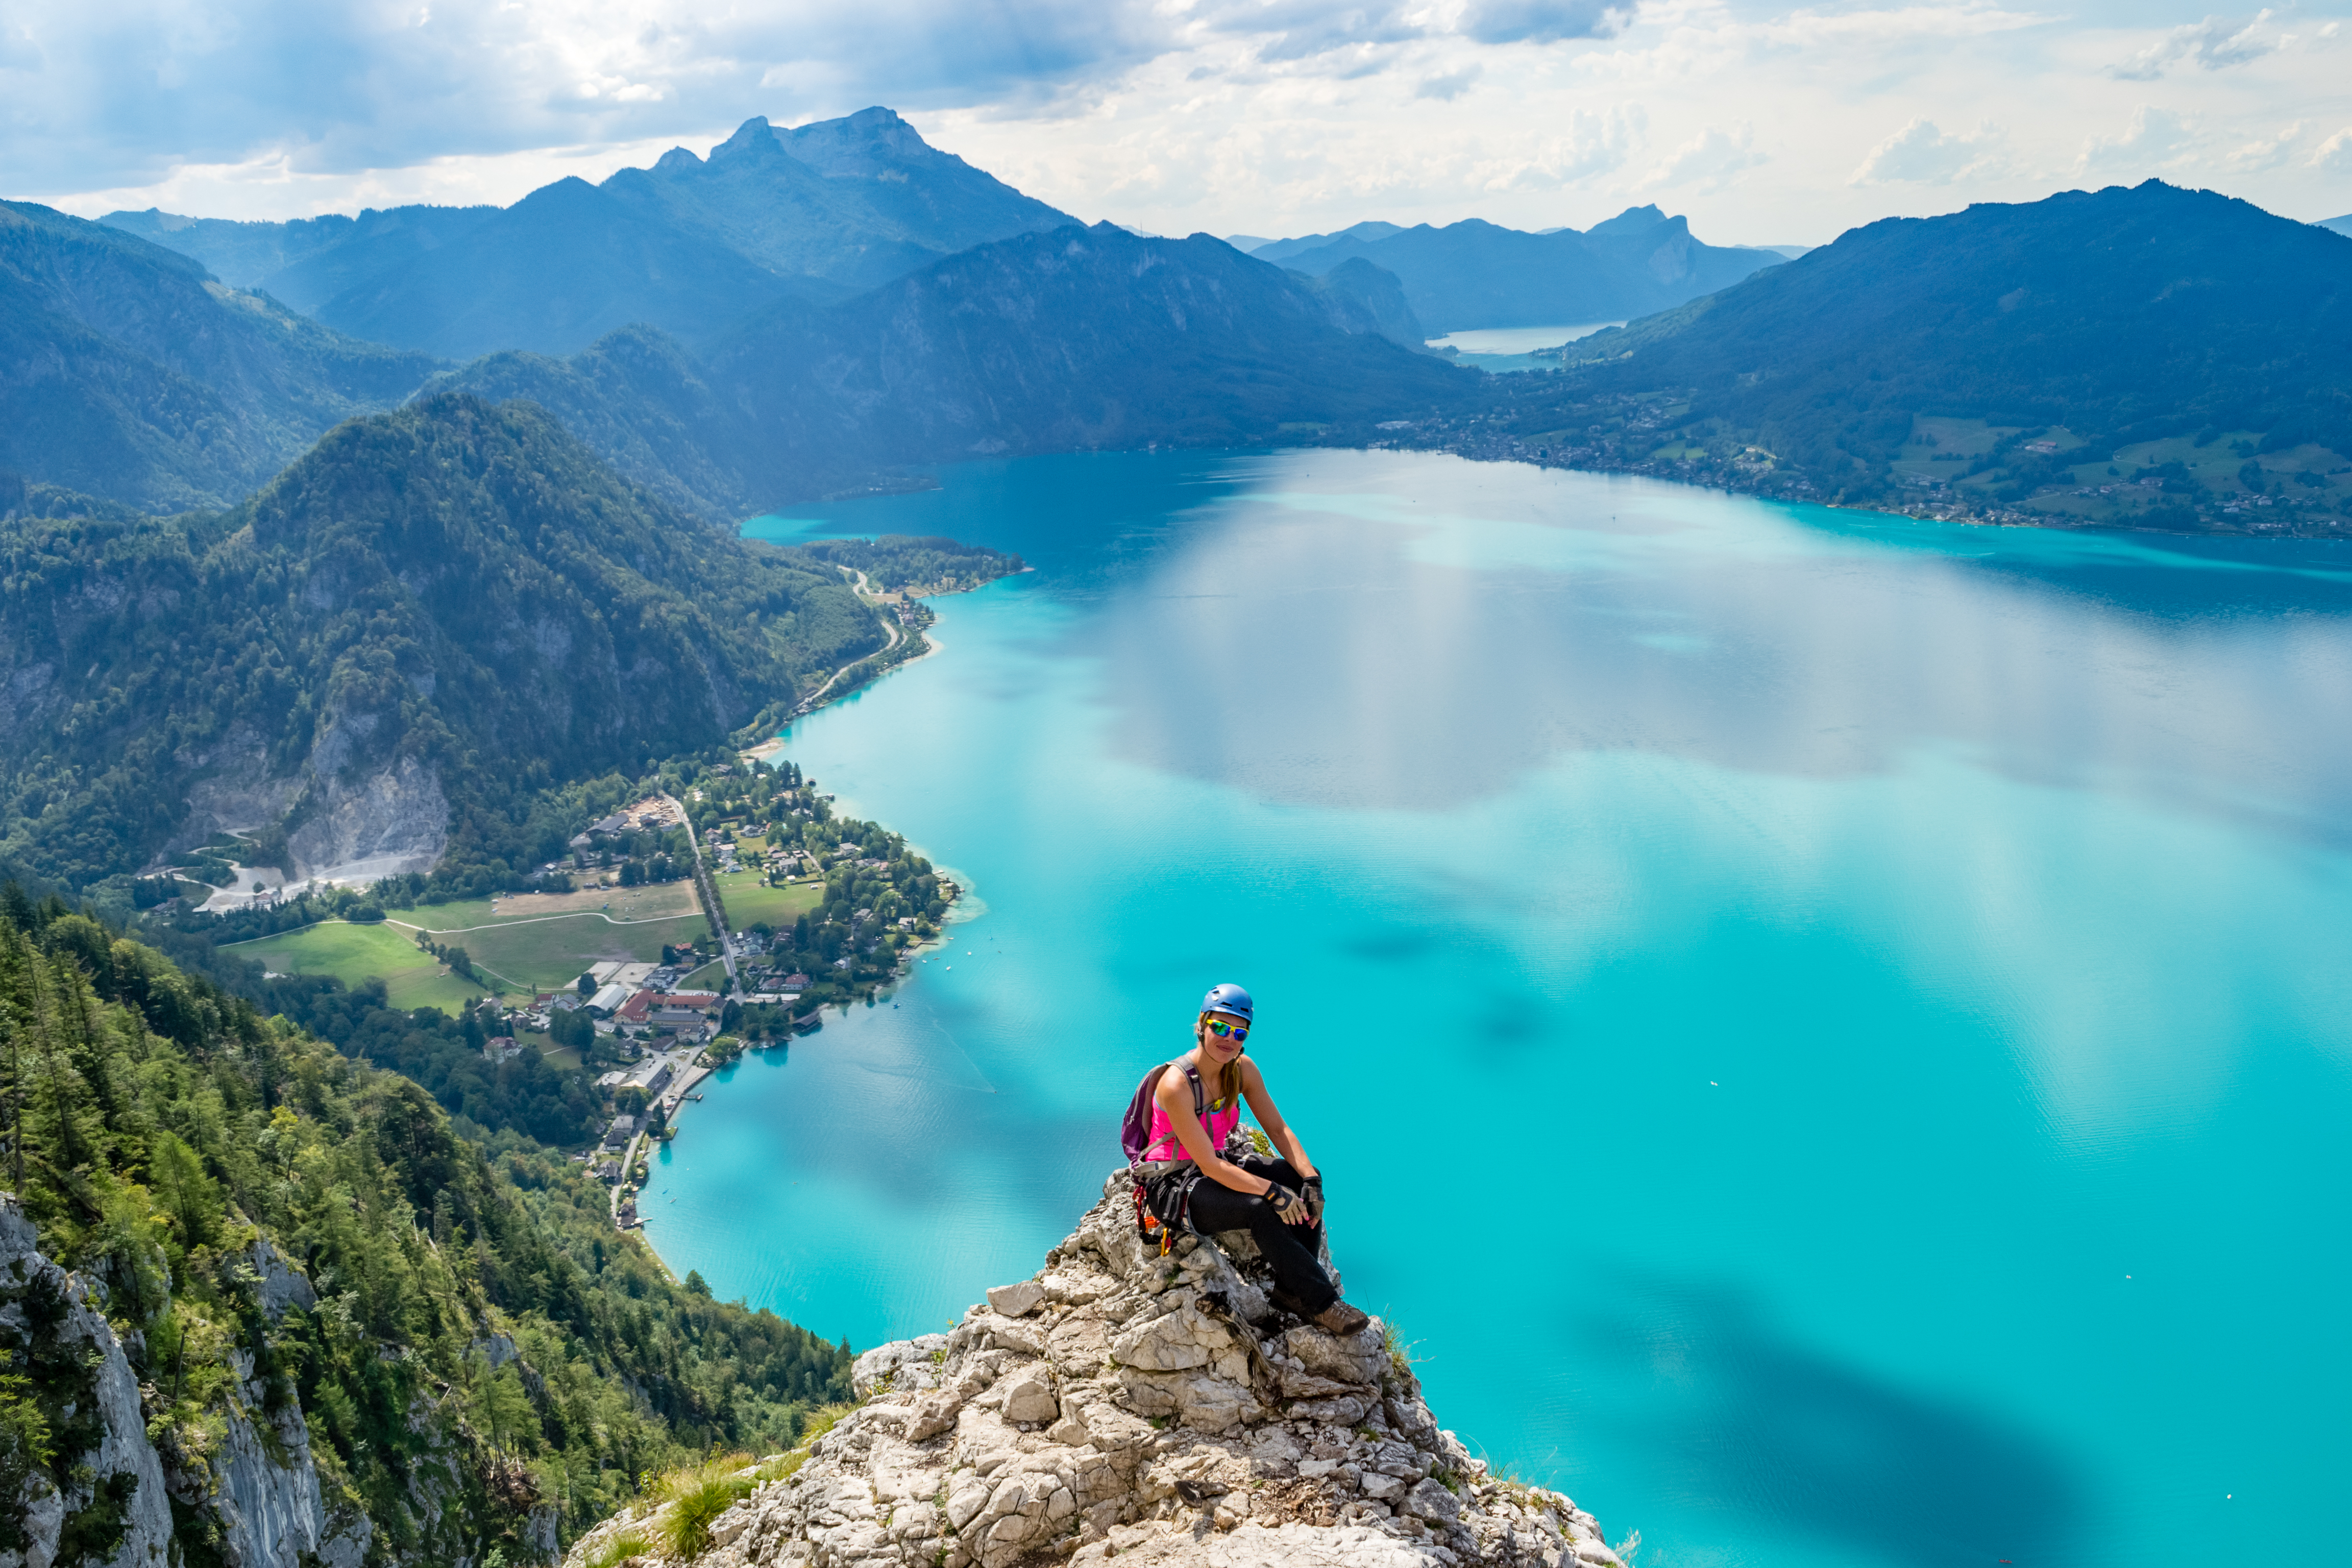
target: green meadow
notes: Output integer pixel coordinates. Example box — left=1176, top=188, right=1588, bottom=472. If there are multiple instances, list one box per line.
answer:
left=230, top=921, right=491, bottom=1014
left=711, top=870, right=824, bottom=929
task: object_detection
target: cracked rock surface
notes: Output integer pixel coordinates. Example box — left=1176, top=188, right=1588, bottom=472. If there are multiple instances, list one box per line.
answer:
left=564, top=1172, right=1622, bottom=1568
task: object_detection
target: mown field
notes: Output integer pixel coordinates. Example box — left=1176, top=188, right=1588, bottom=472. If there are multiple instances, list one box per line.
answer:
left=712, top=870, right=824, bottom=930
left=380, top=879, right=713, bottom=993
left=229, top=921, right=492, bottom=1013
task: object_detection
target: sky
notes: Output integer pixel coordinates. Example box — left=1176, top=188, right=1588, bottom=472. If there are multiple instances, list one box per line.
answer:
left=5, top=2, right=2350, bottom=245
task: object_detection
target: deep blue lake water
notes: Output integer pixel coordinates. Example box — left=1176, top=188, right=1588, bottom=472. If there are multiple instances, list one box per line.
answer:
left=642, top=449, right=2352, bottom=1568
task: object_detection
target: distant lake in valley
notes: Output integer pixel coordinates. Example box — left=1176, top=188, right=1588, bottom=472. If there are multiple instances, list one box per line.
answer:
left=649, top=451, right=2350, bottom=1568
left=1426, top=322, right=1625, bottom=355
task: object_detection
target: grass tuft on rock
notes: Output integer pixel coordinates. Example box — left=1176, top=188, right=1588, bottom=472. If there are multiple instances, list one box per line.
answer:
left=652, top=1452, right=756, bottom=1559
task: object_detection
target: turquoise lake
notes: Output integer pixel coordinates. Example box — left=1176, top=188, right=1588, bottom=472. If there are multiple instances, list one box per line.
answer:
left=643, top=449, right=2351, bottom=1568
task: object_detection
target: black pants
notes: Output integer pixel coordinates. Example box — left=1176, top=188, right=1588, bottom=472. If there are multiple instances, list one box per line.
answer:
left=1185, top=1156, right=1337, bottom=1314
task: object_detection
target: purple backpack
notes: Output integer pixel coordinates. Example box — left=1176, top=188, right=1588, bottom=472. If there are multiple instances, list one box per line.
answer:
left=1120, top=1060, right=1206, bottom=1166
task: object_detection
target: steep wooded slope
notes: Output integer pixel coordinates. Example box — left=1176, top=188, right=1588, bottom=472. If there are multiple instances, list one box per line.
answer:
left=0, top=202, right=440, bottom=510
left=0, top=396, right=879, bottom=886
left=0, top=902, right=854, bottom=1567
left=1558, top=181, right=2352, bottom=462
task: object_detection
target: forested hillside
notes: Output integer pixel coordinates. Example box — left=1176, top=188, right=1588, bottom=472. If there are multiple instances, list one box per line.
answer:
left=0, top=202, right=441, bottom=510
left=0, top=894, right=853, bottom=1564
left=0, top=396, right=883, bottom=890
left=1389, top=181, right=2352, bottom=531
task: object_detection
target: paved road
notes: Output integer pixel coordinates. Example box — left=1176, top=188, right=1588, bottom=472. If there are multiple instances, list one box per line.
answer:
left=791, top=567, right=902, bottom=717
left=608, top=1129, right=645, bottom=1225
left=665, top=791, right=740, bottom=999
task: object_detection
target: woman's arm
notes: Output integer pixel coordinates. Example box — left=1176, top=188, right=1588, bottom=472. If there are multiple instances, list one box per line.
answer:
left=1239, top=1059, right=1317, bottom=1183
left=1156, top=1067, right=1288, bottom=1196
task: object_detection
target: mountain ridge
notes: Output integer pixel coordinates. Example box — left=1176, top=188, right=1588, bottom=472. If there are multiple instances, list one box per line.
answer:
left=432, top=224, right=1470, bottom=519
left=0, top=200, right=443, bottom=509
left=1378, top=181, right=2352, bottom=532
left=104, top=108, right=1082, bottom=361
left=1241, top=209, right=1782, bottom=334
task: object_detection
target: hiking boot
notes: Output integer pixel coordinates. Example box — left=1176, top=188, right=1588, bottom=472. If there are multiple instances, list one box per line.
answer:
left=1311, top=1300, right=1371, bottom=1336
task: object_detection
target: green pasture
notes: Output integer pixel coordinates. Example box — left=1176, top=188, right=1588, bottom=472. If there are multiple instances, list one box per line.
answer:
left=374, top=881, right=710, bottom=992
left=712, top=871, right=823, bottom=929
left=421, top=911, right=706, bottom=993
left=230, top=921, right=491, bottom=1014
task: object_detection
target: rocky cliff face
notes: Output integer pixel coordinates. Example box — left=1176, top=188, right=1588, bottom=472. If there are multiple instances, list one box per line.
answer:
left=0, top=1196, right=475, bottom=1568
left=562, top=1173, right=1625, bottom=1568
left=0, top=1195, right=171, bottom=1568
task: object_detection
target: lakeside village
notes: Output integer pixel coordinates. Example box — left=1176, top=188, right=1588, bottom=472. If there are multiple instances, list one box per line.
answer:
left=154, top=753, right=967, bottom=1235
left=530, top=757, right=965, bottom=1232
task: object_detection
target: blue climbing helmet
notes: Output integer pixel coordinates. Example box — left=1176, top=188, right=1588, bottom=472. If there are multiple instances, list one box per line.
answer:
left=1199, top=983, right=1253, bottom=1020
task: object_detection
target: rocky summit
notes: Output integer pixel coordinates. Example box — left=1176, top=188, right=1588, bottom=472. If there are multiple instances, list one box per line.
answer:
left=562, top=1172, right=1623, bottom=1568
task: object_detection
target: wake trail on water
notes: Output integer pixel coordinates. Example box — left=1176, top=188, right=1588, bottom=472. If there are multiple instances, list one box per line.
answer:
left=852, top=1018, right=998, bottom=1094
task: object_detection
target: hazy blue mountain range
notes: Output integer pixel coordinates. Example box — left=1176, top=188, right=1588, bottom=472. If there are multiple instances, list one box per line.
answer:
left=606, top=108, right=1076, bottom=289
left=99, top=203, right=499, bottom=312
left=0, top=201, right=440, bottom=510
left=291, top=174, right=802, bottom=360
left=1245, top=207, right=1784, bottom=333
left=1248, top=220, right=1406, bottom=263
left=434, top=224, right=1469, bottom=518
left=103, top=108, right=1078, bottom=361
left=1411, top=181, right=2352, bottom=526
left=1557, top=181, right=2352, bottom=453
left=0, top=395, right=880, bottom=888
left=2319, top=213, right=2352, bottom=238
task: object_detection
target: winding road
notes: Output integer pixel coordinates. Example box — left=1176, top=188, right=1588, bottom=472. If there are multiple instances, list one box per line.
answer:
left=792, top=567, right=903, bottom=717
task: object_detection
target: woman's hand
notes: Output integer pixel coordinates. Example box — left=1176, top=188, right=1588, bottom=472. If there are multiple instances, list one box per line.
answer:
left=1264, top=1183, right=1314, bottom=1226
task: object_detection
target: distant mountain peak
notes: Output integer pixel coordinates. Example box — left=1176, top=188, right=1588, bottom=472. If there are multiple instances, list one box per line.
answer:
left=1586, top=204, right=1670, bottom=238
left=654, top=145, right=703, bottom=172
left=780, top=105, right=952, bottom=176
left=511, top=175, right=605, bottom=212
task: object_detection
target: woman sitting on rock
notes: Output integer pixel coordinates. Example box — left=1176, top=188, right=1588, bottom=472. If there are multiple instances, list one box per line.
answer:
left=1139, top=983, right=1371, bottom=1337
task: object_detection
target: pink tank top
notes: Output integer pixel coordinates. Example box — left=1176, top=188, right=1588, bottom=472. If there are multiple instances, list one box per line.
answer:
left=1143, top=1066, right=1239, bottom=1162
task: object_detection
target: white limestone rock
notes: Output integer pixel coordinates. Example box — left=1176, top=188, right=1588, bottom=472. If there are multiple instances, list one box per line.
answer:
left=559, top=1170, right=1619, bottom=1568
left=984, top=1280, right=1046, bottom=1317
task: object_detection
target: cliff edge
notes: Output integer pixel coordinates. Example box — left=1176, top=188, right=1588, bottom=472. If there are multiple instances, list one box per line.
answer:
left=564, top=1171, right=1624, bottom=1568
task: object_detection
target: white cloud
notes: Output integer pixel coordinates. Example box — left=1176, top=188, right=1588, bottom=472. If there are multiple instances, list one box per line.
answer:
left=1415, top=65, right=1483, bottom=101
left=1456, top=0, right=1637, bottom=47
left=11, top=0, right=2352, bottom=245
left=1500, top=103, right=1645, bottom=188
left=1190, top=0, right=1426, bottom=65
left=2225, top=121, right=2300, bottom=172
left=2108, top=11, right=2275, bottom=81
left=1850, top=118, right=2003, bottom=185
left=1641, top=122, right=1762, bottom=192
left=2076, top=106, right=2198, bottom=178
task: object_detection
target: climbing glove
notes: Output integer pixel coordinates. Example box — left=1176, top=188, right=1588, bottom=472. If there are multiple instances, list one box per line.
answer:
left=1264, top=1182, right=1303, bottom=1216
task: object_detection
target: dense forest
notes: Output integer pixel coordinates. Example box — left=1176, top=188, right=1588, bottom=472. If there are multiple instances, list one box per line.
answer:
left=791, top=533, right=1025, bottom=594
left=0, top=892, right=853, bottom=1564
left=0, top=397, right=884, bottom=894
